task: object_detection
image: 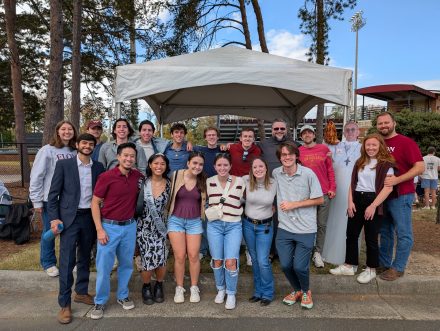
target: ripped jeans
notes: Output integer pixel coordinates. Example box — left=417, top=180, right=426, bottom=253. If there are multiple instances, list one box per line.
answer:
left=207, top=220, right=242, bottom=295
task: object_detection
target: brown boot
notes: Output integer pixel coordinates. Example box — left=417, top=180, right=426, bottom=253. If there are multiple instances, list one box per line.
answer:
left=57, top=305, right=72, bottom=324
left=379, top=268, right=404, bottom=281
left=74, top=293, right=95, bottom=305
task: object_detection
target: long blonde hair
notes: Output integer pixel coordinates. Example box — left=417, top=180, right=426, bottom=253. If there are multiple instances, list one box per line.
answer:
left=248, top=157, right=271, bottom=191
left=356, top=133, right=395, bottom=170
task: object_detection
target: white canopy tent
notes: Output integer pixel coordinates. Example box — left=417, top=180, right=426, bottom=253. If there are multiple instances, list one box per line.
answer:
left=114, top=46, right=352, bottom=129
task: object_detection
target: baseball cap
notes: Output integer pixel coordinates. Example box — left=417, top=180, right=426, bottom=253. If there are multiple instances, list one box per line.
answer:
left=87, top=120, right=103, bottom=129
left=300, top=125, right=315, bottom=134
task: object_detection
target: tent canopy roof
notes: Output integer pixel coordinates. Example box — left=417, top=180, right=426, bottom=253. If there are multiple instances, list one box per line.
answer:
left=115, top=46, right=352, bottom=124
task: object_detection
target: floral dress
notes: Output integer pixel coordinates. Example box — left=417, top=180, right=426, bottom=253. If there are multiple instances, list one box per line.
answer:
left=136, top=179, right=171, bottom=271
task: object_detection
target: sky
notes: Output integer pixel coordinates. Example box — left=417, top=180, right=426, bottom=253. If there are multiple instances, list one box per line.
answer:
left=217, top=0, right=440, bottom=106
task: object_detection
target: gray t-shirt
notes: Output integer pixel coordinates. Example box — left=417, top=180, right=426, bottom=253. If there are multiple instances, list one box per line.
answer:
left=243, top=175, right=277, bottom=220
left=421, top=154, right=440, bottom=180
left=272, top=164, right=323, bottom=234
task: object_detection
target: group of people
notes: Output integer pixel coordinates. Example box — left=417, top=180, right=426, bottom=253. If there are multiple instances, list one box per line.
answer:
left=28, top=112, right=425, bottom=325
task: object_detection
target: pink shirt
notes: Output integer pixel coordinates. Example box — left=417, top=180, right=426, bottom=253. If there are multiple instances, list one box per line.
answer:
left=384, top=134, right=423, bottom=196
left=299, top=144, right=336, bottom=194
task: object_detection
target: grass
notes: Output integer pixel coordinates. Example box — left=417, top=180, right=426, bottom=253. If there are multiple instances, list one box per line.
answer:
left=0, top=208, right=437, bottom=272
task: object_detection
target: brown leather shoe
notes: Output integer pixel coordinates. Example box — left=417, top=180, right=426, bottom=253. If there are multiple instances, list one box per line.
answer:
left=379, top=268, right=404, bottom=281
left=74, top=293, right=94, bottom=305
left=57, top=306, right=72, bottom=324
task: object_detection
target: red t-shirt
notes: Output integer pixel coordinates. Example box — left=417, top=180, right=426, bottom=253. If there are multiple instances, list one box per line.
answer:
left=384, top=134, right=423, bottom=196
left=229, top=143, right=261, bottom=177
left=93, top=166, right=143, bottom=221
left=299, top=144, right=336, bottom=194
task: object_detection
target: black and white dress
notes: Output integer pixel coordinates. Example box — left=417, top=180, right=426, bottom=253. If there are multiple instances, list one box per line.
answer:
left=136, top=179, right=171, bottom=271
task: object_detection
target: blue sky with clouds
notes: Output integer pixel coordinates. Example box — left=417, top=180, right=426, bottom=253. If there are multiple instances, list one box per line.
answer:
left=237, top=0, right=440, bottom=104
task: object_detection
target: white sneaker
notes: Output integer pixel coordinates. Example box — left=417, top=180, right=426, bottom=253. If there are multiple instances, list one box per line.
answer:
left=45, top=266, right=59, bottom=277
left=245, top=250, right=252, bottom=266
left=357, top=267, right=376, bottom=284
left=72, top=265, right=77, bottom=273
left=225, top=294, right=236, bottom=310
left=422, top=206, right=431, bottom=210
left=189, top=285, right=200, bottom=303
left=214, top=290, right=226, bottom=304
left=174, top=286, right=185, bottom=303
left=312, top=252, right=324, bottom=268
left=329, top=264, right=356, bottom=276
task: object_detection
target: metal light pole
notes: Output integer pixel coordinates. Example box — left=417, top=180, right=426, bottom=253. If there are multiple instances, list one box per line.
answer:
left=350, top=10, right=366, bottom=122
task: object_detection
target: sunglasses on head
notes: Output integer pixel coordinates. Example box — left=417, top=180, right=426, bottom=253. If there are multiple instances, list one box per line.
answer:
left=273, top=127, right=286, bottom=131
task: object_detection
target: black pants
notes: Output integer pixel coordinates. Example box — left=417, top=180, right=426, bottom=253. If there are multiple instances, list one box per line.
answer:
left=345, top=191, right=382, bottom=268
left=58, top=209, right=96, bottom=307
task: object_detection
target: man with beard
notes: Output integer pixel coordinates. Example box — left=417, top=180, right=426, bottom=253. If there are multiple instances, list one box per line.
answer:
left=376, top=112, right=424, bottom=281
left=47, top=133, right=105, bottom=324
left=90, top=142, right=144, bottom=319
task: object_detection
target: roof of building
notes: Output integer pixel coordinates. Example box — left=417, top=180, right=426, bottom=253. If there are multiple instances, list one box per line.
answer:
left=356, top=84, right=437, bottom=101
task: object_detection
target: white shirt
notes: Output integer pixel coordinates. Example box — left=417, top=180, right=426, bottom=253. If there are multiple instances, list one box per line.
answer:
left=421, top=154, right=440, bottom=180
left=355, top=159, right=394, bottom=192
left=77, top=156, right=93, bottom=209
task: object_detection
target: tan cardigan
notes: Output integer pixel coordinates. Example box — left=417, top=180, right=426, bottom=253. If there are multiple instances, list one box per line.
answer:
left=168, top=170, right=207, bottom=220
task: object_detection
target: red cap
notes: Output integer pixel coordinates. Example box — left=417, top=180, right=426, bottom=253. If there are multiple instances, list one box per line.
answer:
left=87, top=120, right=103, bottom=129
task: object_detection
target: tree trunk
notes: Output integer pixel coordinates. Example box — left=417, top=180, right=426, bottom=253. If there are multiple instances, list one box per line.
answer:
left=249, top=0, right=267, bottom=140
left=315, top=0, right=325, bottom=143
left=70, top=0, right=82, bottom=130
left=4, top=0, right=31, bottom=183
left=127, top=1, right=138, bottom=127
left=43, top=0, right=64, bottom=144
left=238, top=0, right=252, bottom=49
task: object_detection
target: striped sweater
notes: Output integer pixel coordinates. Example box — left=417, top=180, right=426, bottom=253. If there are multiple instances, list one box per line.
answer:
left=206, top=176, right=245, bottom=222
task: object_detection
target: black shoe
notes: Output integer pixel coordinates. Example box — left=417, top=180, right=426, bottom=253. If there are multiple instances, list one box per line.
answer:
left=260, top=299, right=271, bottom=306
left=153, top=281, right=164, bottom=303
left=142, top=283, right=154, bottom=305
left=248, top=296, right=261, bottom=303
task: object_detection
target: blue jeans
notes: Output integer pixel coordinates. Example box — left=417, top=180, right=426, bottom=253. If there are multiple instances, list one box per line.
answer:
left=379, top=194, right=414, bottom=272
left=276, top=228, right=315, bottom=293
left=242, top=218, right=274, bottom=300
left=207, top=220, right=242, bottom=295
left=40, top=202, right=57, bottom=270
left=94, top=221, right=136, bottom=305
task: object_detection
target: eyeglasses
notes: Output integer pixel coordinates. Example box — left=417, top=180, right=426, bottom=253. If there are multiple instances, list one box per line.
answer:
left=345, top=128, right=357, bottom=132
left=273, top=127, right=286, bottom=131
left=242, top=150, right=249, bottom=161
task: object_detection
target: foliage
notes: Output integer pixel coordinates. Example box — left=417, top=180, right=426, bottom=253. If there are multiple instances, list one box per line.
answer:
left=161, top=116, right=217, bottom=145
left=368, top=110, right=440, bottom=154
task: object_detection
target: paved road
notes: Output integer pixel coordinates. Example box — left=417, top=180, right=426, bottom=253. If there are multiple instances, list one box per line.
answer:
left=1, top=317, right=439, bottom=331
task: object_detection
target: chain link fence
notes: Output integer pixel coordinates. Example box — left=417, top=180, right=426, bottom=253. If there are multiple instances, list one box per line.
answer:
left=0, top=142, right=41, bottom=187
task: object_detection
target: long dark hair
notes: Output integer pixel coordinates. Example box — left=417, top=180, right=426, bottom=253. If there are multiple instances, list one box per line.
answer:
left=49, top=120, right=77, bottom=149
left=112, top=118, right=135, bottom=140
left=188, top=151, right=207, bottom=193
left=146, top=154, right=170, bottom=179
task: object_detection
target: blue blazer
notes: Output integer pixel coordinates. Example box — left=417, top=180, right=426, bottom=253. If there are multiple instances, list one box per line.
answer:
left=47, top=157, right=105, bottom=229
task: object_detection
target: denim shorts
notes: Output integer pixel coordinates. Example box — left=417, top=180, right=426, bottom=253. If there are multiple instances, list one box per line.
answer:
left=167, top=215, right=203, bottom=235
left=421, top=178, right=438, bottom=189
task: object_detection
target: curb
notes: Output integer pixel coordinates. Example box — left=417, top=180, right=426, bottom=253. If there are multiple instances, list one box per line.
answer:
left=1, top=270, right=439, bottom=295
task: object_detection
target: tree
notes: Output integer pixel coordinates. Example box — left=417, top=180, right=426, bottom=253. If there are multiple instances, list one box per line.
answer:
left=70, top=0, right=82, bottom=129
left=298, top=0, right=356, bottom=142
left=43, top=0, right=64, bottom=144
left=4, top=0, right=31, bottom=182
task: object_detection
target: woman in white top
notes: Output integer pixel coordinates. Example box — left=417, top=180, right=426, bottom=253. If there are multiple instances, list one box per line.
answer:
left=29, top=120, right=77, bottom=277
left=242, top=157, right=277, bottom=306
left=330, top=133, right=395, bottom=284
left=206, top=153, right=245, bottom=310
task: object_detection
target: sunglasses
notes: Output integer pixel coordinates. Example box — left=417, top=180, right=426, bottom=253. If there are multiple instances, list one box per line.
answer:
left=273, top=127, right=286, bottom=131
left=242, top=150, right=249, bottom=161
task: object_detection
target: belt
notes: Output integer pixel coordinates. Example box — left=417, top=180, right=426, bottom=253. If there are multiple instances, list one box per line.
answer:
left=355, top=191, right=376, bottom=196
left=245, top=216, right=272, bottom=225
left=77, top=208, right=91, bottom=214
left=102, top=218, right=135, bottom=226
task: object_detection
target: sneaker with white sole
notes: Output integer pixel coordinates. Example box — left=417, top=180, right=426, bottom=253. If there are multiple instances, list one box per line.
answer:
left=117, top=297, right=135, bottom=310
left=174, top=286, right=185, bottom=303
left=312, top=252, right=324, bottom=268
left=225, top=294, right=236, bottom=310
left=329, top=264, right=356, bottom=276
left=45, top=266, right=59, bottom=277
left=214, top=290, right=226, bottom=304
left=357, top=267, right=376, bottom=284
left=90, top=304, right=105, bottom=320
left=245, top=250, right=252, bottom=266
left=190, top=285, right=200, bottom=303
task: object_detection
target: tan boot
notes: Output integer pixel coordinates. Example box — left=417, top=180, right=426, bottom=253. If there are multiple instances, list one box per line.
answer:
left=74, top=293, right=95, bottom=305
left=57, top=305, right=72, bottom=324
